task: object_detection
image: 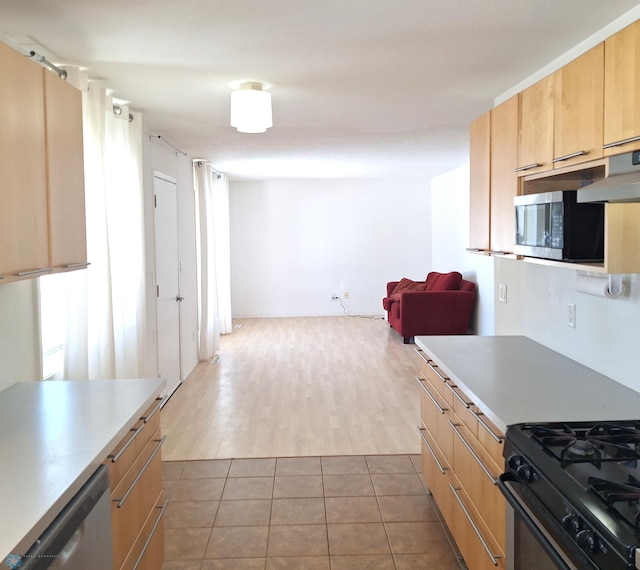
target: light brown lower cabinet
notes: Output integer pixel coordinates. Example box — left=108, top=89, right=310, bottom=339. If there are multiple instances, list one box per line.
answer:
left=104, top=398, right=166, bottom=570
left=416, top=349, right=506, bottom=569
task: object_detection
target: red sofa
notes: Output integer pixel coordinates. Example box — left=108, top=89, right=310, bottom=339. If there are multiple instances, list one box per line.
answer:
left=383, top=271, right=476, bottom=344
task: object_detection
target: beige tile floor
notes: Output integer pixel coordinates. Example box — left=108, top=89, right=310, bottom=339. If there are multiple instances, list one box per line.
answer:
left=161, top=455, right=464, bottom=570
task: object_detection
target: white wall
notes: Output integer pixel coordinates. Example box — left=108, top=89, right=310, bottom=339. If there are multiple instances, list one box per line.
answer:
left=142, top=135, right=199, bottom=380
left=430, top=165, right=495, bottom=335
left=229, top=178, right=431, bottom=317
left=495, top=258, right=640, bottom=392
left=0, top=280, right=41, bottom=391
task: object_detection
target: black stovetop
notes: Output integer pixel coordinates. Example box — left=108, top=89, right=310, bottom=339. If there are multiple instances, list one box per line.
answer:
left=505, top=420, right=640, bottom=569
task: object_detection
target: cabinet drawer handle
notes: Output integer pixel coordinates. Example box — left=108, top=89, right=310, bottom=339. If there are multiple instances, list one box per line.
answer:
left=417, top=426, right=448, bottom=474
left=552, top=150, right=588, bottom=163
left=109, top=424, right=145, bottom=463
left=446, top=383, right=472, bottom=408
left=416, top=377, right=448, bottom=414
left=414, top=348, right=431, bottom=365
left=115, top=436, right=166, bottom=508
left=141, top=396, right=165, bottom=423
left=602, top=134, right=640, bottom=150
left=415, top=349, right=450, bottom=384
left=470, top=408, right=505, bottom=443
left=16, top=267, right=53, bottom=276
left=449, top=483, right=501, bottom=566
left=64, top=262, right=91, bottom=269
left=449, top=420, right=497, bottom=485
left=133, top=499, right=168, bottom=570
left=425, top=360, right=449, bottom=384
left=514, top=162, right=541, bottom=172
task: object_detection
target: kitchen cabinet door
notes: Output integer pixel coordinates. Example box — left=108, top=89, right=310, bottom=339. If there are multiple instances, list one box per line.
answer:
left=517, top=74, right=554, bottom=176
left=44, top=71, right=87, bottom=269
left=469, top=111, right=491, bottom=251
left=553, top=43, right=604, bottom=169
left=0, top=42, right=49, bottom=278
left=603, top=19, right=640, bottom=156
left=489, top=95, right=519, bottom=254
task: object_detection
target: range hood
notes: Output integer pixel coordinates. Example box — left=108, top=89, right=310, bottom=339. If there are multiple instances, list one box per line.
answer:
left=578, top=151, right=640, bottom=203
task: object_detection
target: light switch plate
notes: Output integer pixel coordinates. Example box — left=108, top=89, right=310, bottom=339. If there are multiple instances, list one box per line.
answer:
left=498, top=284, right=507, bottom=304
left=568, top=303, right=576, bottom=328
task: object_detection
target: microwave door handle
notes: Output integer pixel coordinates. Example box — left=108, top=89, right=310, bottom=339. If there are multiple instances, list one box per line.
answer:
left=498, top=475, right=577, bottom=570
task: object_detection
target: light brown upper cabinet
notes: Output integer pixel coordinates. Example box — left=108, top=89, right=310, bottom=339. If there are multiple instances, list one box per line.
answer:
left=489, top=95, right=519, bottom=254
left=469, top=111, right=491, bottom=251
left=0, top=41, right=49, bottom=278
left=469, top=97, right=519, bottom=255
left=516, top=74, right=554, bottom=176
left=44, top=72, right=87, bottom=270
left=0, top=40, right=87, bottom=282
left=553, top=43, right=604, bottom=169
left=603, top=19, right=640, bottom=155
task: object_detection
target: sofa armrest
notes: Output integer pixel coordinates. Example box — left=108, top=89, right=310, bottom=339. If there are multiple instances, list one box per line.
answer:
left=387, top=281, right=400, bottom=297
left=396, top=290, right=476, bottom=334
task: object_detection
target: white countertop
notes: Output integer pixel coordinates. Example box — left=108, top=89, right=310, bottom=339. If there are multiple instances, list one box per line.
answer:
left=0, top=378, right=165, bottom=562
left=415, top=335, right=640, bottom=433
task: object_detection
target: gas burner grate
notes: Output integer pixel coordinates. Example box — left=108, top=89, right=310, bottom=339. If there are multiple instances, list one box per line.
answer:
left=529, top=422, right=640, bottom=467
left=589, top=476, right=640, bottom=531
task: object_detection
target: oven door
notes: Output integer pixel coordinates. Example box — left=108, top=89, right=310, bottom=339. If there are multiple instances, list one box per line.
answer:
left=498, top=474, right=598, bottom=570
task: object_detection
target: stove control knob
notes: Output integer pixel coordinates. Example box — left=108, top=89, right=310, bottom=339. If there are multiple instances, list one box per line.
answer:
left=516, top=463, right=535, bottom=482
left=507, top=454, right=525, bottom=470
left=561, top=514, right=581, bottom=534
left=576, top=529, right=597, bottom=553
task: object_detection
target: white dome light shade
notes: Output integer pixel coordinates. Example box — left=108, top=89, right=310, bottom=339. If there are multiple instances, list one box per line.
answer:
left=230, top=82, right=272, bottom=133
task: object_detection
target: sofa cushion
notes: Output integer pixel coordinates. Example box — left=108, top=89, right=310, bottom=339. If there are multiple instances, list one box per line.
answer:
left=425, top=271, right=463, bottom=292
left=383, top=278, right=426, bottom=309
left=391, top=278, right=426, bottom=295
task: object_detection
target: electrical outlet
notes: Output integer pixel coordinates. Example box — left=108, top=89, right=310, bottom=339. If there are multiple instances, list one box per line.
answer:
left=344, top=291, right=349, bottom=299
left=498, top=284, right=507, bottom=304
left=331, top=294, right=339, bottom=300
left=568, top=303, right=576, bottom=328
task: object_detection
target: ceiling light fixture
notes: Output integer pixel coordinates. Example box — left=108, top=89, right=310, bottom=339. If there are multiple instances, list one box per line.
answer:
left=230, top=82, right=272, bottom=134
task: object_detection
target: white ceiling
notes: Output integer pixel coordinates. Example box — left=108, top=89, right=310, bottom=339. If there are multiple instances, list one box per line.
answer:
left=2, top=0, right=640, bottom=180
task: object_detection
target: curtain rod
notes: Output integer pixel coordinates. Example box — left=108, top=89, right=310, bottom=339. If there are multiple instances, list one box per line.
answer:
left=27, top=51, right=67, bottom=79
left=194, top=160, right=222, bottom=179
left=151, top=135, right=187, bottom=157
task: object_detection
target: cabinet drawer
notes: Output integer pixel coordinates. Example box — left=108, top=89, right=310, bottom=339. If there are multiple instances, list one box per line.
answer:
left=449, top=483, right=506, bottom=570
left=111, top=427, right=165, bottom=569
left=450, top=420, right=506, bottom=552
left=475, top=411, right=505, bottom=468
left=416, top=350, right=453, bottom=407
left=105, top=398, right=163, bottom=490
left=452, top=394, right=478, bottom=439
left=418, top=380, right=453, bottom=467
left=419, top=424, right=454, bottom=531
left=121, top=492, right=166, bottom=570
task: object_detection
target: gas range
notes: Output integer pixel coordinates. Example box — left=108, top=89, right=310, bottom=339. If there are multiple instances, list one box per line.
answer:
left=500, top=421, right=640, bottom=569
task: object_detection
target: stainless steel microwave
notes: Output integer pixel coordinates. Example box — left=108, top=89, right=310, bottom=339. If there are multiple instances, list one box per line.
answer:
left=514, top=191, right=604, bottom=262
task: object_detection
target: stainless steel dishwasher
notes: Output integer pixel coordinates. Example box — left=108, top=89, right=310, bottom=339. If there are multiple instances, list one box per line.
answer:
left=20, top=465, right=112, bottom=569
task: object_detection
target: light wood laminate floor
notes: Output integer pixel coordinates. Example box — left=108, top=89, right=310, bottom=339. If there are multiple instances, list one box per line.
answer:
left=161, top=317, right=423, bottom=461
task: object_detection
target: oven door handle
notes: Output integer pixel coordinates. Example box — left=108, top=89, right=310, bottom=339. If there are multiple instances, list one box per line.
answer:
left=498, top=474, right=584, bottom=570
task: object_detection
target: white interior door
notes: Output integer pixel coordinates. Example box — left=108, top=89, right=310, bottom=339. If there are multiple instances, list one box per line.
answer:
left=153, top=173, right=182, bottom=397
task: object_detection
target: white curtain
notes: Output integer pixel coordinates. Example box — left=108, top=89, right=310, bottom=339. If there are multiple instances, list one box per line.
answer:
left=63, top=80, right=146, bottom=379
left=193, top=162, right=232, bottom=360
